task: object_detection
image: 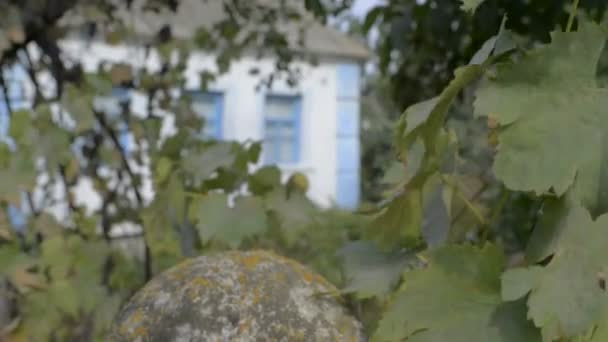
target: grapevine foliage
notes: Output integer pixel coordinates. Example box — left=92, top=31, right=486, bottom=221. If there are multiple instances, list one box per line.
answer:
left=366, top=8, right=608, bottom=341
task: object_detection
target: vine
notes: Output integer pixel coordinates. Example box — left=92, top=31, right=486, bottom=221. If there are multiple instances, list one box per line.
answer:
left=365, top=0, right=608, bottom=340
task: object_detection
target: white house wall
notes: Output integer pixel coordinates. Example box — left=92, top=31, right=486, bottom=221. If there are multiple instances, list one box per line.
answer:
left=57, top=40, right=342, bottom=208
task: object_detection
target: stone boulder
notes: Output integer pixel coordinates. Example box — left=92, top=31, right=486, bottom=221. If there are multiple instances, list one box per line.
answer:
left=109, top=250, right=366, bottom=341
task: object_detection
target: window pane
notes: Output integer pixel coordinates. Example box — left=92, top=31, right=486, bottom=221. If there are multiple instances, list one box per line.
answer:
left=191, top=97, right=215, bottom=121
left=263, top=96, right=300, bottom=164
left=280, top=140, right=294, bottom=163
left=266, top=98, right=295, bottom=119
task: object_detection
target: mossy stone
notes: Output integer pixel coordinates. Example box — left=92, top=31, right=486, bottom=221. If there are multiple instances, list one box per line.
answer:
left=109, top=250, right=366, bottom=341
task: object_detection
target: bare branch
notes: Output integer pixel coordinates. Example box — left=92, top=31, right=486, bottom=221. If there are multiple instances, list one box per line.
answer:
left=92, top=109, right=144, bottom=206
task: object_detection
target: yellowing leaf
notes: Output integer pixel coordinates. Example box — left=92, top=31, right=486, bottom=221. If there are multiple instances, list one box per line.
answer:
left=13, top=266, right=46, bottom=290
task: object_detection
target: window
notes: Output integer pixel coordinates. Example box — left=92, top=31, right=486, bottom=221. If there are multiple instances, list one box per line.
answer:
left=263, top=95, right=301, bottom=164
left=190, top=91, right=223, bottom=139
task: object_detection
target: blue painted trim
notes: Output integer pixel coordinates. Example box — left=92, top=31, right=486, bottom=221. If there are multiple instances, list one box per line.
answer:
left=337, top=101, right=359, bottom=137
left=293, top=97, right=302, bottom=163
left=336, top=172, right=360, bottom=210
left=335, top=63, right=361, bottom=209
left=336, top=63, right=361, bottom=100
left=214, top=92, right=224, bottom=139
left=337, top=137, right=360, bottom=171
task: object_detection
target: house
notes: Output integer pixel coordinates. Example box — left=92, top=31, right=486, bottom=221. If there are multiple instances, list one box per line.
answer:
left=0, top=0, right=369, bottom=215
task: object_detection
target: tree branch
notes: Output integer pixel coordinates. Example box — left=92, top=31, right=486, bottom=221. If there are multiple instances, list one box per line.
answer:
left=93, top=109, right=143, bottom=206
left=0, top=67, right=13, bottom=118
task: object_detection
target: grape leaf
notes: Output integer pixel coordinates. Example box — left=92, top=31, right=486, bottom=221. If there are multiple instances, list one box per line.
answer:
left=248, top=166, right=281, bottom=195
left=372, top=65, right=484, bottom=248
left=525, top=197, right=571, bottom=262
left=181, top=143, right=236, bottom=184
left=460, top=0, right=486, bottom=13
left=337, top=241, right=413, bottom=299
left=373, top=244, right=540, bottom=342
left=501, top=206, right=608, bottom=341
left=190, top=193, right=267, bottom=248
left=0, top=143, right=36, bottom=204
left=265, top=189, right=318, bottom=245
left=474, top=23, right=608, bottom=217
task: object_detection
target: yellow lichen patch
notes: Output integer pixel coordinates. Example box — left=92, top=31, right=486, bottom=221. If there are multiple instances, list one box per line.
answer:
left=288, top=261, right=334, bottom=288
left=119, top=309, right=148, bottom=338
left=188, top=276, right=212, bottom=288
left=238, top=272, right=247, bottom=285
left=184, top=276, right=213, bottom=300
left=239, top=253, right=266, bottom=271
left=238, top=318, right=252, bottom=333
left=166, top=259, right=197, bottom=282
left=137, top=281, right=164, bottom=302
left=132, top=326, right=149, bottom=338
left=251, top=287, right=263, bottom=305
left=125, top=309, right=145, bottom=326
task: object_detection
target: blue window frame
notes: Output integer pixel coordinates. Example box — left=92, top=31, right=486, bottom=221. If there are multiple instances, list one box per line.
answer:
left=189, top=91, right=223, bottom=139
left=263, top=95, right=301, bottom=164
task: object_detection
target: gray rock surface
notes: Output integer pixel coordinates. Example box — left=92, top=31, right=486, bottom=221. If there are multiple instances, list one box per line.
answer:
left=109, top=250, right=366, bottom=341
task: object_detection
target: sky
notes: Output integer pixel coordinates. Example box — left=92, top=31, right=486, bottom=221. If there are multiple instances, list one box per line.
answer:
left=351, top=0, right=385, bottom=18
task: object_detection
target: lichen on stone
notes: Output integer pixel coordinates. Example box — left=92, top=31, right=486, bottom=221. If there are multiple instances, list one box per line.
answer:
left=109, top=250, right=366, bottom=341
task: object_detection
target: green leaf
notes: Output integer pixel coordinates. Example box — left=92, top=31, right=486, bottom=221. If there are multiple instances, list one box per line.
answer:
left=248, top=166, right=281, bottom=195
left=41, top=236, right=72, bottom=280
left=501, top=266, right=543, bottom=301
left=460, top=0, right=486, bottom=13
left=525, top=197, right=571, bottom=263
left=48, top=280, right=80, bottom=316
left=154, top=156, right=173, bottom=184
left=9, top=109, right=33, bottom=146
left=362, top=6, right=384, bottom=34
left=474, top=23, right=608, bottom=217
left=64, top=84, right=96, bottom=132
left=469, top=18, right=515, bottom=66
left=191, top=194, right=267, bottom=248
left=421, top=182, right=451, bottom=248
left=181, top=143, right=236, bottom=184
left=0, top=149, right=37, bottom=204
left=337, top=241, right=412, bottom=299
left=501, top=206, right=608, bottom=341
left=374, top=244, right=540, bottom=342
left=265, top=189, right=318, bottom=245
left=377, top=65, right=484, bottom=248
left=368, top=189, right=422, bottom=248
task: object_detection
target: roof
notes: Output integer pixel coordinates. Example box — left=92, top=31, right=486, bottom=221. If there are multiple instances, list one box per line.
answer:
left=63, top=0, right=370, bottom=61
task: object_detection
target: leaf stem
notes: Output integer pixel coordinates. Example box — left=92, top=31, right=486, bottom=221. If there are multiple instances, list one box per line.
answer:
left=479, top=186, right=510, bottom=242
left=566, top=0, right=580, bottom=33
left=184, top=191, right=207, bottom=199
left=441, top=175, right=486, bottom=226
